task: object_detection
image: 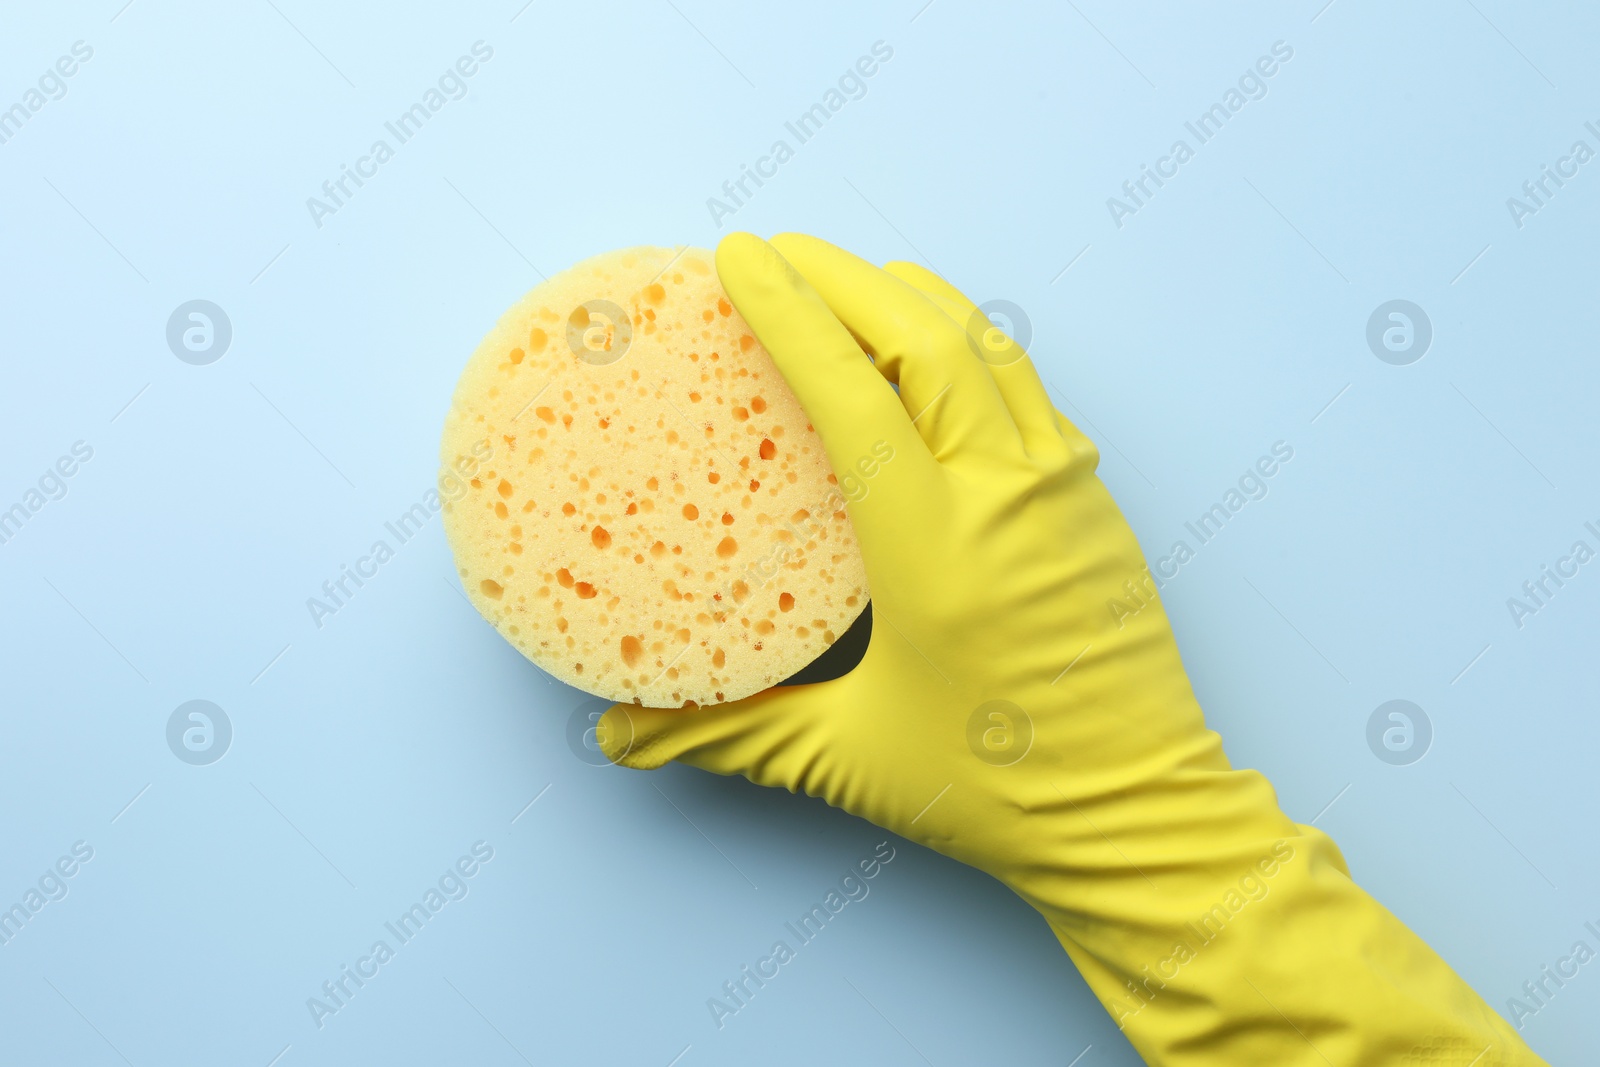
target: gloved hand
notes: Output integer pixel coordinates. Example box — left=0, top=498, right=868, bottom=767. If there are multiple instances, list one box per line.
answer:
left=599, top=233, right=1547, bottom=1066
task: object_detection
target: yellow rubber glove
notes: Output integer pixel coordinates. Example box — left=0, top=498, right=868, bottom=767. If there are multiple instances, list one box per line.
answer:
left=599, top=233, right=1547, bottom=1066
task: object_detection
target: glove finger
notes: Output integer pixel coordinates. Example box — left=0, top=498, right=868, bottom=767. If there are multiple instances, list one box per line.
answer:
left=714, top=233, right=935, bottom=559
left=883, top=260, right=1070, bottom=462
left=597, top=678, right=836, bottom=789
left=771, top=234, right=1019, bottom=466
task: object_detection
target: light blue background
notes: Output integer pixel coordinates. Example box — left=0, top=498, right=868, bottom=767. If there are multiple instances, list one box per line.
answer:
left=2, top=0, right=1596, bottom=1063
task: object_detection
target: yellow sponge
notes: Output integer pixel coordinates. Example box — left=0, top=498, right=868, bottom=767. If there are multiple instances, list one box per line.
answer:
left=439, top=246, right=869, bottom=707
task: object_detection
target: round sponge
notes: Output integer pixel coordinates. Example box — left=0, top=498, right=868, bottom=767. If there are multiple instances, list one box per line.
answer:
left=439, top=246, right=869, bottom=707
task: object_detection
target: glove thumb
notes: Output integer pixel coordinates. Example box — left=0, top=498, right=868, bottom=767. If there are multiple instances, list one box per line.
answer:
left=597, top=680, right=835, bottom=786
